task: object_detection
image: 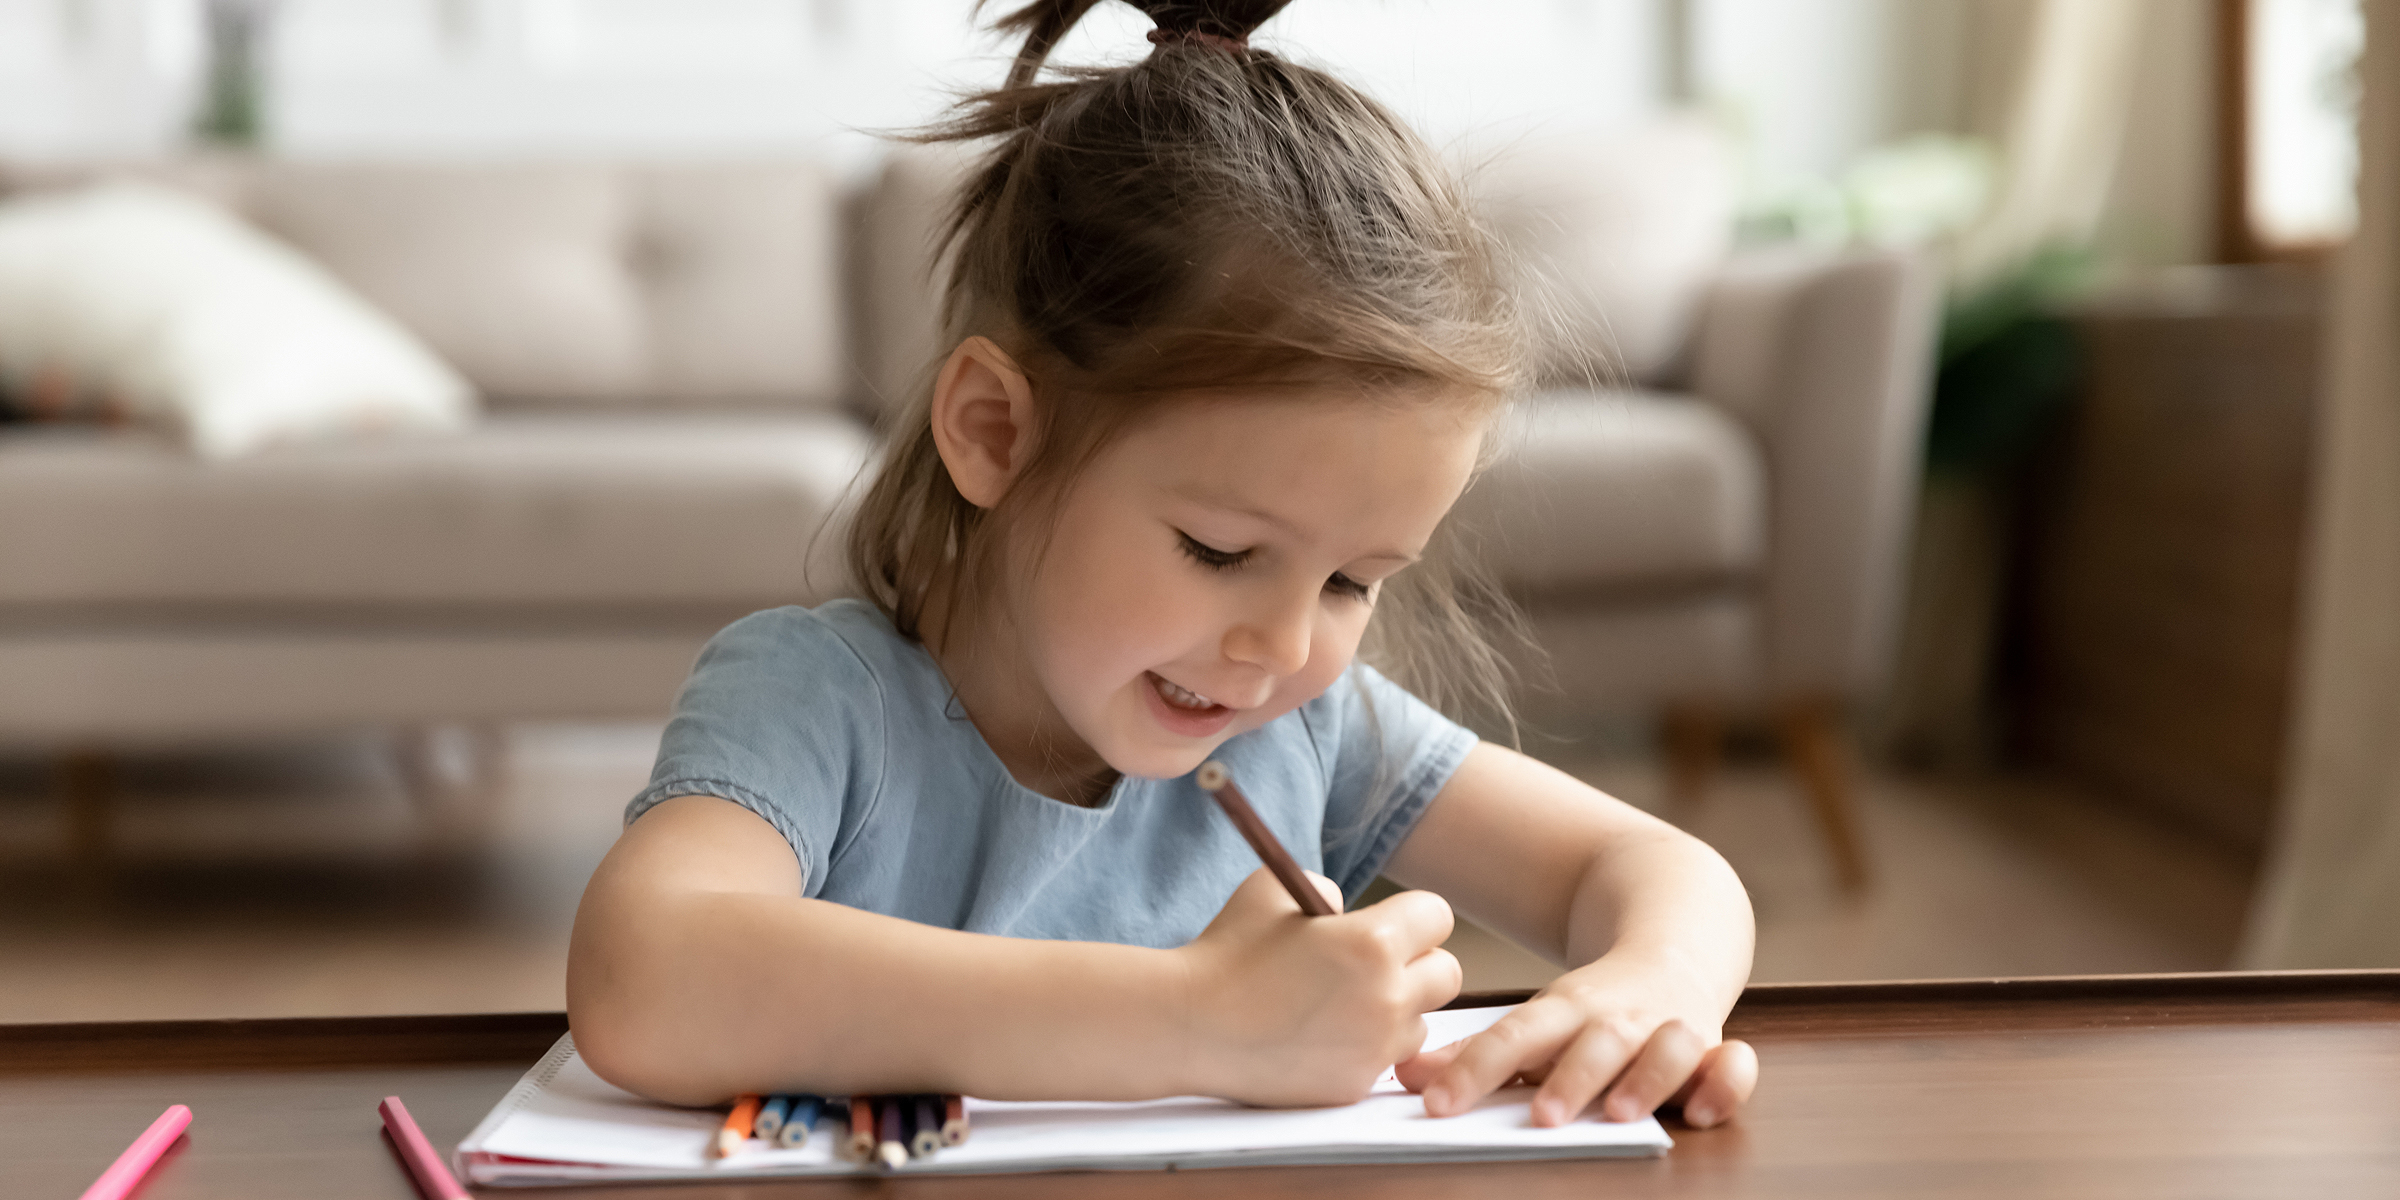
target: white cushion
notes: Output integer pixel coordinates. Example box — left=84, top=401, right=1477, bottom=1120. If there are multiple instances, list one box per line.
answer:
left=0, top=412, right=874, bottom=607
left=1474, top=116, right=1738, bottom=384
left=0, top=183, right=474, bottom=457
left=1454, top=389, right=1764, bottom=592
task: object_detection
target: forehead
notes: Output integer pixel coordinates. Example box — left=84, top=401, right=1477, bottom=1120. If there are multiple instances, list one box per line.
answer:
left=1099, top=394, right=1487, bottom=539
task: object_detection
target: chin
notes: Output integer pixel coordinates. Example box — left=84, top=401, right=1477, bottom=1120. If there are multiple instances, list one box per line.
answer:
left=1101, top=741, right=1214, bottom=782
left=1086, top=713, right=1222, bottom=782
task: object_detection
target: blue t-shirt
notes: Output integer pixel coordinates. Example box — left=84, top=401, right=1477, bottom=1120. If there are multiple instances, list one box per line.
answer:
left=628, top=600, right=1478, bottom=949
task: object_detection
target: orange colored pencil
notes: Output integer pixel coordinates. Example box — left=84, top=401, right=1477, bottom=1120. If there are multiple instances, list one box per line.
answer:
left=709, top=1094, right=761, bottom=1161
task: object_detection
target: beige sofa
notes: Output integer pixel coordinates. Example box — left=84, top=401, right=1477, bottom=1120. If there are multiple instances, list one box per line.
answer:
left=0, top=129, right=1935, bottom=878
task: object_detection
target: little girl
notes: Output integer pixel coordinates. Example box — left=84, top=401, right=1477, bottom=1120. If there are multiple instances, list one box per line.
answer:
left=569, top=0, right=1759, bottom=1131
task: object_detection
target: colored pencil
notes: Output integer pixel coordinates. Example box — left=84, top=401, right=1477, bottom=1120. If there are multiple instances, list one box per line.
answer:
left=1196, top=761, right=1336, bottom=916
left=710, top=1093, right=761, bottom=1161
left=780, top=1094, right=822, bottom=1149
left=377, top=1097, right=469, bottom=1200
left=876, top=1094, right=908, bottom=1169
left=847, top=1094, right=878, bottom=1161
left=754, top=1094, right=790, bottom=1143
left=941, top=1092, right=969, bottom=1146
left=79, top=1104, right=192, bottom=1200
left=909, top=1094, right=942, bottom=1157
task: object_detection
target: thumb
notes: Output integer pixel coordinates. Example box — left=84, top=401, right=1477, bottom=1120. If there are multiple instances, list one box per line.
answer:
left=1306, top=871, right=1343, bottom=912
left=1206, top=867, right=1315, bottom=932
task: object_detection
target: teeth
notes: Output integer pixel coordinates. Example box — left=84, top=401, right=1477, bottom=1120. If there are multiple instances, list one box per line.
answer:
left=1155, top=675, right=1215, bottom=710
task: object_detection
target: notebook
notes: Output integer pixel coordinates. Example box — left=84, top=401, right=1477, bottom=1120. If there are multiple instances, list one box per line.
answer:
left=454, top=1003, right=1671, bottom=1185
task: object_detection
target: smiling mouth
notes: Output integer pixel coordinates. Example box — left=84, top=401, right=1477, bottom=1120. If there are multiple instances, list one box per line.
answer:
left=1150, top=673, right=1224, bottom=712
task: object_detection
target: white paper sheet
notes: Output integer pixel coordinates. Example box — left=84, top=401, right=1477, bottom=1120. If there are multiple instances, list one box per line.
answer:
left=455, top=1004, right=1670, bottom=1185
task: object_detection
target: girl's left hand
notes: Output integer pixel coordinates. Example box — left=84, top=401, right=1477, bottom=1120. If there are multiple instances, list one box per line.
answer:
left=1392, top=953, right=1757, bottom=1129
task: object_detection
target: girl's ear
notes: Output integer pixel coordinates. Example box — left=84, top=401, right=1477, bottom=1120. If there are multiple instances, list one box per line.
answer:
left=929, top=336, right=1037, bottom=510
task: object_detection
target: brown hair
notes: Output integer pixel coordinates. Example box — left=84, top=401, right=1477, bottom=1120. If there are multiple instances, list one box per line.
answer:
left=846, top=0, right=1529, bottom=726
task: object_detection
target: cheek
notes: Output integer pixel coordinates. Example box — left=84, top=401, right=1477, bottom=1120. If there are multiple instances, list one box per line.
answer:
left=1025, top=505, right=1201, bottom=683
left=1272, top=605, right=1373, bottom=710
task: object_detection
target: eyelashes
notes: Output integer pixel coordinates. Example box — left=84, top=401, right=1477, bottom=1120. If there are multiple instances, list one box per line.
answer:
left=1176, top=531, right=1373, bottom=602
left=1324, top=572, right=1372, bottom=601
left=1177, top=531, right=1250, bottom=571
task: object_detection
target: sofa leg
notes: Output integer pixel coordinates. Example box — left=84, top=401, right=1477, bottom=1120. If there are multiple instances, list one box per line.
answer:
left=57, top=750, right=113, bottom=868
left=1660, top=704, right=1724, bottom=805
left=1775, top=697, right=1871, bottom=892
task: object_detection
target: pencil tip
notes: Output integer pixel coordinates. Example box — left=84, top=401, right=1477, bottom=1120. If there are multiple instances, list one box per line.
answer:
left=1197, top=761, right=1228, bottom=790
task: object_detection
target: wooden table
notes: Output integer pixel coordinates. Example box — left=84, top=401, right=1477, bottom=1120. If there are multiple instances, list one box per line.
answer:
left=7, top=971, right=2396, bottom=1198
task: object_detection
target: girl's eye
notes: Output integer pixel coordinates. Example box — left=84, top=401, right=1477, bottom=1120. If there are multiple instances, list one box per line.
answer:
left=1325, top=572, right=1372, bottom=601
left=1177, top=531, right=1251, bottom=571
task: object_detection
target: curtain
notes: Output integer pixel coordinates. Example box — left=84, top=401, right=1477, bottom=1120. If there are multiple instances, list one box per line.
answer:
left=2242, top=0, right=2400, bottom=967
left=1946, top=0, right=2150, bottom=286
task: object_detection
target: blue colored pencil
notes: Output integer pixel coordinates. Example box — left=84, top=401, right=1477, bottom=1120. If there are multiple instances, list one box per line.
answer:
left=754, top=1094, right=790, bottom=1143
left=780, top=1095, right=822, bottom=1149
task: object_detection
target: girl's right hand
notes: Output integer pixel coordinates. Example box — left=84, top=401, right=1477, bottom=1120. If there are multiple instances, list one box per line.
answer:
left=1172, top=868, right=1462, bottom=1107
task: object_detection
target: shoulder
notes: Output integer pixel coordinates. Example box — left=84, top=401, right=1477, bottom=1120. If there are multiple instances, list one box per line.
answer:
left=680, top=600, right=927, bottom=721
left=1297, top=660, right=1476, bottom=779
left=696, top=600, right=903, bottom=684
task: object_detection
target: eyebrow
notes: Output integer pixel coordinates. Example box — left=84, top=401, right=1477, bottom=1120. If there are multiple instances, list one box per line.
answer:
left=1172, top=488, right=1421, bottom=565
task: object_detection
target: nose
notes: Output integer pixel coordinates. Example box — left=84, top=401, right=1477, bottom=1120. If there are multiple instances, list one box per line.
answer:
left=1223, top=584, right=1313, bottom=679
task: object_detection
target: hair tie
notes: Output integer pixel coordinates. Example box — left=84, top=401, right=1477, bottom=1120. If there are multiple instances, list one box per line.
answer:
left=1146, top=26, right=1249, bottom=53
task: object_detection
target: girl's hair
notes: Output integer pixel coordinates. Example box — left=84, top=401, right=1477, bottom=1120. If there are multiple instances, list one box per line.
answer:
left=846, top=0, right=1530, bottom=727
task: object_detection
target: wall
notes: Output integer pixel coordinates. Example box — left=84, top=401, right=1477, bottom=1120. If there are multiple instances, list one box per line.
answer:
left=0, top=0, right=2222, bottom=265
left=0, top=0, right=1666, bottom=177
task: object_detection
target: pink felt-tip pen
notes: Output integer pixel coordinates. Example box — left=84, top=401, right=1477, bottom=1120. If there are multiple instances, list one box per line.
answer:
left=79, top=1104, right=191, bottom=1200
left=379, top=1095, right=473, bottom=1200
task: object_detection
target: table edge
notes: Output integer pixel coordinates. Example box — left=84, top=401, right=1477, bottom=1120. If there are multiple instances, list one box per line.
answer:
left=5, top=969, right=2393, bottom=1074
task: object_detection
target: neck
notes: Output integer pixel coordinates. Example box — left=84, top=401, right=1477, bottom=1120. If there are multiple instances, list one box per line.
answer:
left=917, top=569, right=1117, bottom=807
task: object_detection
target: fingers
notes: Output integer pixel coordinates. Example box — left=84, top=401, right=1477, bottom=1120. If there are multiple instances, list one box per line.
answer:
left=1217, top=867, right=1332, bottom=926
left=1401, top=947, right=1464, bottom=1015
left=1422, top=1016, right=1753, bottom=1129
left=1669, top=1039, right=1757, bottom=1128
left=1584, top=1020, right=1705, bottom=1125
left=1361, top=887, right=1455, bottom=956
left=1420, top=1000, right=1581, bottom=1117
left=1393, top=1040, right=1464, bottom=1093
left=1522, top=1017, right=1659, bottom=1127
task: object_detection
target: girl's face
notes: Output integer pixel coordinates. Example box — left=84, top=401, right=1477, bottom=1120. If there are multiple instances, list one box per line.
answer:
left=1003, top=395, right=1485, bottom=785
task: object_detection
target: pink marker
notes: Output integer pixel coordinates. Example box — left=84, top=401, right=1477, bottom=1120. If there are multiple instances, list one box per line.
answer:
left=379, top=1095, right=472, bottom=1200
left=79, top=1104, right=191, bottom=1200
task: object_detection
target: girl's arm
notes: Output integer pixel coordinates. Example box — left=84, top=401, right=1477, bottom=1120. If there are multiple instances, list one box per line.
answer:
left=567, top=795, right=1461, bottom=1107
left=1382, top=742, right=1760, bottom=1127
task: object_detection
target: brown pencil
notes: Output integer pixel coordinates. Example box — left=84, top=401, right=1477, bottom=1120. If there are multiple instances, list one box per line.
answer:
left=941, top=1093, right=969, bottom=1146
left=846, top=1095, right=878, bottom=1162
left=1195, top=761, right=1336, bottom=916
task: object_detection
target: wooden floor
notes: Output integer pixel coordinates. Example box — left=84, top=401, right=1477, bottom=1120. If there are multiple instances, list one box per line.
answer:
left=0, top=725, right=2258, bottom=1023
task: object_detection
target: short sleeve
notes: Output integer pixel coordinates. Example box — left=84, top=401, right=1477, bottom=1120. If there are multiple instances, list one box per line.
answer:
left=628, top=607, right=887, bottom=896
left=1311, top=663, right=1479, bottom=901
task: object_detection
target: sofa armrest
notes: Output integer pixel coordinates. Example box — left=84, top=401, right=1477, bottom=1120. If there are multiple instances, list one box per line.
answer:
left=1691, top=246, right=1941, bottom=702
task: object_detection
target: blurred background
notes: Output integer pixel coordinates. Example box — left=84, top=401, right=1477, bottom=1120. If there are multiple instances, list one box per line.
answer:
left=1, top=0, right=2390, bottom=1023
